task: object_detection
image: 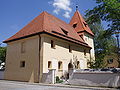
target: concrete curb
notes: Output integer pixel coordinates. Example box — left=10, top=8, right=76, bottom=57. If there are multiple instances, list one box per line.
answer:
left=37, top=83, right=117, bottom=90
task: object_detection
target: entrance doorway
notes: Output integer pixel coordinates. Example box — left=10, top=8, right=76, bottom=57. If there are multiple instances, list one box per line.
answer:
left=68, top=63, right=73, bottom=70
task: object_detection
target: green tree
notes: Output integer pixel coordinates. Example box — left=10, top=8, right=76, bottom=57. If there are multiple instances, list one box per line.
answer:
left=85, top=0, right=120, bottom=68
left=0, top=43, right=6, bottom=69
left=87, top=22, right=116, bottom=68
left=86, top=0, right=120, bottom=32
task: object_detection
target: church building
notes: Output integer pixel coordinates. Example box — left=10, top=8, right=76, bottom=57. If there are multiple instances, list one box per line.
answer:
left=4, top=10, right=95, bottom=83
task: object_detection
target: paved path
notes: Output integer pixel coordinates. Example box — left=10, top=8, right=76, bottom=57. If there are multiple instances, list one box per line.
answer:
left=0, top=80, right=117, bottom=90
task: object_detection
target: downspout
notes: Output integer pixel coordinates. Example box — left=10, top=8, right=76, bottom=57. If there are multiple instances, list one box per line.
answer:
left=38, top=34, right=41, bottom=83
left=89, top=49, right=92, bottom=68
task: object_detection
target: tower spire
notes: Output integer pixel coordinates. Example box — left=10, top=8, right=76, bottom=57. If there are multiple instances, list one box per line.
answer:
left=69, top=8, right=94, bottom=36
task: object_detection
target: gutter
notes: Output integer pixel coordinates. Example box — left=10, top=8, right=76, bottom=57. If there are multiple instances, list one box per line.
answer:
left=38, top=34, right=41, bottom=83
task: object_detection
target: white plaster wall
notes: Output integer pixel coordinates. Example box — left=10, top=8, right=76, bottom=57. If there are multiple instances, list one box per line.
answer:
left=41, top=34, right=90, bottom=77
left=4, top=35, right=39, bottom=82
left=80, top=60, right=85, bottom=69
left=84, top=33, right=95, bottom=60
left=69, top=72, right=120, bottom=88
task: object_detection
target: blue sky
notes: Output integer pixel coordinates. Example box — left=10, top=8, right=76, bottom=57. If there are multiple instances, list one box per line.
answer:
left=0, top=0, right=98, bottom=46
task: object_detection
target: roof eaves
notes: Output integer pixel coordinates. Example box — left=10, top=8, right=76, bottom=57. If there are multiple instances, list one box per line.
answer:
left=51, top=30, right=87, bottom=45
left=49, top=30, right=91, bottom=48
left=3, top=31, right=43, bottom=43
left=3, top=30, right=91, bottom=49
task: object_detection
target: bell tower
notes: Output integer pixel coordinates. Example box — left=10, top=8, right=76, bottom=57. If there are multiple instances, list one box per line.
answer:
left=69, top=9, right=95, bottom=60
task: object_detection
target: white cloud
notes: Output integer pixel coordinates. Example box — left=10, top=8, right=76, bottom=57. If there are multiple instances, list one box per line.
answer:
left=53, top=9, right=60, bottom=14
left=63, top=12, right=70, bottom=18
left=51, top=0, right=72, bottom=18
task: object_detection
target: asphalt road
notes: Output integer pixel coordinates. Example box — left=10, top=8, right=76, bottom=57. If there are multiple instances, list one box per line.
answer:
left=0, top=80, right=116, bottom=90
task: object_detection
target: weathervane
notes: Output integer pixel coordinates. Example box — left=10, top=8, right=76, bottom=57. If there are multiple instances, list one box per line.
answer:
left=76, top=4, right=78, bottom=11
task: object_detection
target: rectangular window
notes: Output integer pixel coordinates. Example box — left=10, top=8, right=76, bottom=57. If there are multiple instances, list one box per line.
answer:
left=21, top=42, right=25, bottom=53
left=69, top=45, right=72, bottom=53
left=48, top=61, right=52, bottom=69
left=84, top=49, right=86, bottom=56
left=51, top=40, right=55, bottom=48
left=20, top=61, right=25, bottom=68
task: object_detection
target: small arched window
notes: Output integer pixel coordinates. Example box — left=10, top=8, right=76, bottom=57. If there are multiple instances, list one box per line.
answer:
left=58, top=61, right=63, bottom=70
left=68, top=63, right=73, bottom=70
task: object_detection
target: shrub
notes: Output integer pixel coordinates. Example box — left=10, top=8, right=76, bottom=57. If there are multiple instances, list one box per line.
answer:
left=56, top=76, right=63, bottom=83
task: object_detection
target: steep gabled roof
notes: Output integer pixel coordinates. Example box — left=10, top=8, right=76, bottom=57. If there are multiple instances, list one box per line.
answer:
left=69, top=10, right=94, bottom=36
left=4, top=11, right=91, bottom=48
left=4, top=12, right=45, bottom=43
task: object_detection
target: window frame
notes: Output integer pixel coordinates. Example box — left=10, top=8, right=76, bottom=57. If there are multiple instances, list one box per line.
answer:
left=48, top=61, right=52, bottom=69
left=84, top=49, right=87, bottom=56
left=69, top=45, right=72, bottom=53
left=20, top=61, right=25, bottom=68
left=51, top=40, right=55, bottom=49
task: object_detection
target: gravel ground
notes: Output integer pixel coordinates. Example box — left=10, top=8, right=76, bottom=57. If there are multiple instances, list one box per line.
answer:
left=0, top=80, right=117, bottom=90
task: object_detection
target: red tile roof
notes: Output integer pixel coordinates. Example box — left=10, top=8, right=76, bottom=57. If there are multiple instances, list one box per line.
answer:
left=4, top=11, right=91, bottom=48
left=69, top=10, right=94, bottom=36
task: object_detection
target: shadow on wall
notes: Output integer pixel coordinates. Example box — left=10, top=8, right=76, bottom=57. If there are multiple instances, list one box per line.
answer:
left=0, top=70, right=4, bottom=80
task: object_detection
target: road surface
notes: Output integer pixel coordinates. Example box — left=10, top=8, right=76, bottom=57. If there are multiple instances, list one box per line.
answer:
left=0, top=80, right=116, bottom=90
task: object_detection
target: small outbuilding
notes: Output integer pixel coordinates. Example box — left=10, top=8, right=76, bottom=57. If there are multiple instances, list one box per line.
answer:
left=4, top=10, right=95, bottom=83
